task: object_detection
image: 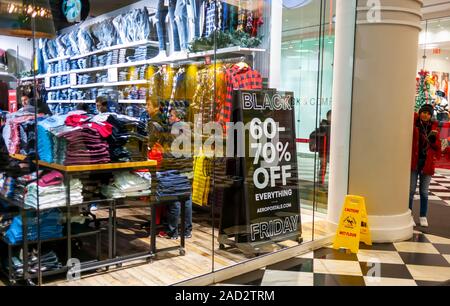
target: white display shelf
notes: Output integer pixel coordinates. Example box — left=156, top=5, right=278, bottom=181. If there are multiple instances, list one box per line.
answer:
left=71, top=66, right=109, bottom=73
left=47, top=100, right=71, bottom=103
left=20, top=75, right=46, bottom=81
left=72, top=83, right=106, bottom=89
left=46, top=55, right=71, bottom=63
left=48, top=71, right=71, bottom=77
left=69, top=40, right=159, bottom=60
left=47, top=100, right=95, bottom=104
left=107, top=80, right=148, bottom=86
left=42, top=47, right=265, bottom=91
left=71, top=100, right=96, bottom=103
left=118, top=99, right=146, bottom=104
left=188, top=46, right=266, bottom=59
left=46, top=85, right=71, bottom=91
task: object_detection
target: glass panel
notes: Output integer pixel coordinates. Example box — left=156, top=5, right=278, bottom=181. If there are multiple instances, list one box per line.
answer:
left=0, top=0, right=55, bottom=285
left=417, top=17, right=450, bottom=206
left=280, top=0, right=333, bottom=243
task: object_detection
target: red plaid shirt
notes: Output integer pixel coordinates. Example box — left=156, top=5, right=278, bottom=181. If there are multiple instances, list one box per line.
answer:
left=218, top=64, right=263, bottom=130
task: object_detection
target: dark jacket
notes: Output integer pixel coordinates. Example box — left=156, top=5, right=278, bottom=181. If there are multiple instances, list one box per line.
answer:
left=309, top=119, right=331, bottom=158
left=411, top=113, right=441, bottom=175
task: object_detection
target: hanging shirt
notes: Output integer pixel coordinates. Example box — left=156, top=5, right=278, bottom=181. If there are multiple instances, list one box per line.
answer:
left=218, top=64, right=263, bottom=130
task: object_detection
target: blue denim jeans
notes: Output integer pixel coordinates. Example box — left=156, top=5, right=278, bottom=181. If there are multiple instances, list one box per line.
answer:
left=167, top=198, right=192, bottom=237
left=156, top=0, right=168, bottom=51
left=409, top=170, right=432, bottom=217
left=175, top=0, right=189, bottom=50
left=186, top=0, right=201, bottom=41
left=168, top=0, right=181, bottom=52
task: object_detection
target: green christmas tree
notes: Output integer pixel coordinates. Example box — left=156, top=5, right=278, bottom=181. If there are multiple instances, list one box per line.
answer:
left=415, top=70, right=431, bottom=112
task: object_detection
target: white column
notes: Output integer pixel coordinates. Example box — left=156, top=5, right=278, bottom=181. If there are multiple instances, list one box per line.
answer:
left=327, top=0, right=357, bottom=226
left=328, top=0, right=423, bottom=242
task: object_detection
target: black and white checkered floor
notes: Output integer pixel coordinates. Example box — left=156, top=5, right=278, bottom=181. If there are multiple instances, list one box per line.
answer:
left=217, top=231, right=450, bottom=286
left=415, top=173, right=450, bottom=206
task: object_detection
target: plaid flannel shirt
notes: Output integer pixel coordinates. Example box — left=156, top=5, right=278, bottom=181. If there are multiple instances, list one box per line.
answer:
left=218, top=64, right=263, bottom=131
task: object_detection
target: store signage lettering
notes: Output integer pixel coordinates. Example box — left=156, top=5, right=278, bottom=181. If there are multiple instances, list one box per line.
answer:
left=242, top=92, right=292, bottom=110
left=250, top=215, right=299, bottom=241
left=237, top=90, right=301, bottom=243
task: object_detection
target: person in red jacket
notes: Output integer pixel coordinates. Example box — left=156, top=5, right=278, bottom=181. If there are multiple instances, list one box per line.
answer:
left=409, top=104, right=441, bottom=227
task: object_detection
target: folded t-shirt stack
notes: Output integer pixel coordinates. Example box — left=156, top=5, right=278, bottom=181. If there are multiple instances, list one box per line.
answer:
left=61, top=114, right=112, bottom=165
left=93, top=113, right=148, bottom=162
left=4, top=209, right=63, bottom=244
left=24, top=171, right=83, bottom=209
left=156, top=170, right=191, bottom=199
left=101, top=171, right=151, bottom=198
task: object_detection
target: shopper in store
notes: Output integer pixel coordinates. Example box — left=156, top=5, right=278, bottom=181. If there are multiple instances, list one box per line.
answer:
left=158, top=108, right=193, bottom=239
left=19, top=92, right=52, bottom=115
left=96, top=96, right=108, bottom=114
left=309, top=110, right=331, bottom=186
left=409, top=104, right=441, bottom=227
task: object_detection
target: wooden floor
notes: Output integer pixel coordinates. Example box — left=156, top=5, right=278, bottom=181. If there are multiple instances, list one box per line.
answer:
left=38, top=207, right=331, bottom=286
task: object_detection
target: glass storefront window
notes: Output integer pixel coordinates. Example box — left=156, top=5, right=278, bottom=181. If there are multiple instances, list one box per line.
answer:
left=0, top=0, right=341, bottom=286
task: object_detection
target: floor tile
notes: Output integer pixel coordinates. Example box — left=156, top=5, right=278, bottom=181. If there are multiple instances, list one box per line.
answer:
left=399, top=252, right=450, bottom=267
left=359, top=262, right=413, bottom=279
left=364, top=277, right=416, bottom=286
left=220, top=269, right=265, bottom=286
left=313, top=247, right=358, bottom=261
left=405, top=233, right=431, bottom=243
left=433, top=244, right=450, bottom=255
left=357, top=249, right=404, bottom=264
left=314, top=259, right=362, bottom=276
left=406, top=264, right=450, bottom=282
left=314, top=273, right=365, bottom=286
left=415, top=280, right=446, bottom=286
left=359, top=243, right=397, bottom=251
left=394, top=242, right=439, bottom=254
left=424, top=234, right=450, bottom=244
left=443, top=255, right=450, bottom=264
left=260, top=270, right=314, bottom=286
left=266, top=258, right=313, bottom=273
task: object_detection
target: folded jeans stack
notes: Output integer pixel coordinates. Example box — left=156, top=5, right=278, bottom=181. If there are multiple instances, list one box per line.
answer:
left=156, top=170, right=191, bottom=199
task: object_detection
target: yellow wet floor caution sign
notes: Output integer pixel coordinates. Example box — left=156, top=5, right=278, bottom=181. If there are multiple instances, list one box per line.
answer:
left=333, top=195, right=372, bottom=253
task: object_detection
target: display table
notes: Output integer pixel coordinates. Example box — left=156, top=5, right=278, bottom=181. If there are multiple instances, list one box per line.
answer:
left=4, top=155, right=188, bottom=284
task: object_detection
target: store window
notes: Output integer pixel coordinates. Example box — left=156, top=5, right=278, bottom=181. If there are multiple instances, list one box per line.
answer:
left=418, top=17, right=450, bottom=171
left=0, top=0, right=337, bottom=286
left=281, top=1, right=335, bottom=220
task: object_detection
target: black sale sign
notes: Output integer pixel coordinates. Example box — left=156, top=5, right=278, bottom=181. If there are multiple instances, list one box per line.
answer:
left=236, top=90, right=301, bottom=243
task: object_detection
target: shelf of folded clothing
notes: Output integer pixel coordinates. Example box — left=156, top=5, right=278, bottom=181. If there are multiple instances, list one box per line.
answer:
left=20, top=75, right=47, bottom=81
left=107, top=80, right=148, bottom=87
left=46, top=55, right=71, bottom=63
left=0, top=229, right=102, bottom=246
left=72, top=66, right=111, bottom=74
left=187, top=46, right=266, bottom=60
left=70, top=39, right=159, bottom=61
left=118, top=99, right=146, bottom=104
left=37, top=160, right=158, bottom=172
left=71, top=82, right=106, bottom=89
left=45, top=84, right=71, bottom=91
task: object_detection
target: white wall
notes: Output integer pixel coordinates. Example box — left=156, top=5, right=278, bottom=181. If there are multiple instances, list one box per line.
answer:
left=0, top=35, right=34, bottom=74
left=417, top=49, right=450, bottom=74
